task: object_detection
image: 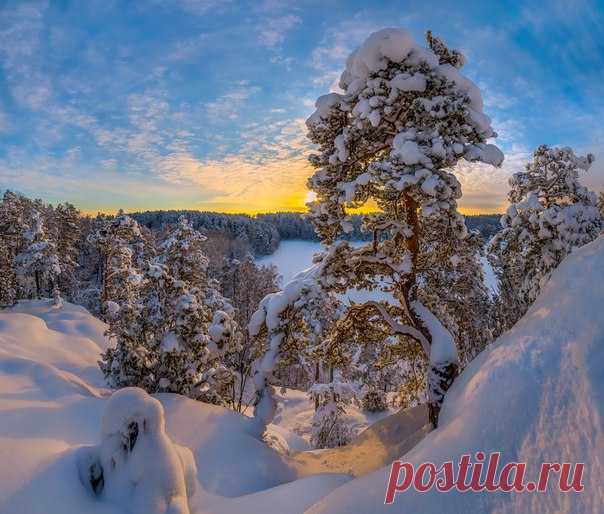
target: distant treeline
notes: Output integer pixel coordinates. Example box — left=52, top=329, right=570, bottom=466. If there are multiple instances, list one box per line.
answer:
left=130, top=210, right=281, bottom=257
left=131, top=210, right=503, bottom=256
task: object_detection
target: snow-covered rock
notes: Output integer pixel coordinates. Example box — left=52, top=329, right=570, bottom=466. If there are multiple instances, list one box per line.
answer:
left=94, top=387, right=193, bottom=514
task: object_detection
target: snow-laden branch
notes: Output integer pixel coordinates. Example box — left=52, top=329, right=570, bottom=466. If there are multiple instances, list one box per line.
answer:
left=364, top=300, right=430, bottom=354
left=411, top=300, right=457, bottom=366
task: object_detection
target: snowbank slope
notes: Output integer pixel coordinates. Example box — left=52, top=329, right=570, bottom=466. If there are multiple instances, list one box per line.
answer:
left=0, top=300, right=351, bottom=513
left=310, top=236, right=604, bottom=513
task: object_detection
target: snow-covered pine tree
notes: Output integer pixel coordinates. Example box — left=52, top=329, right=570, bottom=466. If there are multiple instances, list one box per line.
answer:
left=88, top=211, right=144, bottom=318
left=0, top=191, right=25, bottom=307
left=303, top=28, right=503, bottom=427
left=100, top=262, right=241, bottom=404
left=0, top=244, right=17, bottom=308
left=49, top=202, right=82, bottom=300
left=157, top=216, right=208, bottom=289
left=13, top=209, right=61, bottom=299
left=157, top=215, right=231, bottom=316
left=489, top=145, right=602, bottom=333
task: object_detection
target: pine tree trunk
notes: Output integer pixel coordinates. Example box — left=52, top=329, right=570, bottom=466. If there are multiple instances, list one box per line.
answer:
left=35, top=270, right=41, bottom=300
left=428, top=361, right=458, bottom=428
left=402, top=191, right=419, bottom=297
left=314, top=360, right=320, bottom=411
left=401, top=190, right=458, bottom=429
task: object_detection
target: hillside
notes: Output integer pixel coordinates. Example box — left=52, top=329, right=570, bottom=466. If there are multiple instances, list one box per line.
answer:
left=310, top=236, right=604, bottom=513
left=1, top=236, right=603, bottom=513
left=0, top=301, right=422, bottom=513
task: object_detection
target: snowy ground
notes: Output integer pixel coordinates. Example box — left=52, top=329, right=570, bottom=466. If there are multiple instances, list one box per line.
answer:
left=0, top=300, right=426, bottom=513
left=1, top=238, right=602, bottom=512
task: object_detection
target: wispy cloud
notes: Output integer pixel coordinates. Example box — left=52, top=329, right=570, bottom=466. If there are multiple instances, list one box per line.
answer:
left=259, top=15, right=301, bottom=50
left=0, top=0, right=602, bottom=215
left=152, top=0, right=230, bottom=16
left=206, top=81, right=261, bottom=123
left=154, top=117, right=313, bottom=211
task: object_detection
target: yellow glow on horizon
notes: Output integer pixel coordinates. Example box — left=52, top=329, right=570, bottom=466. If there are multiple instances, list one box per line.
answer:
left=77, top=200, right=504, bottom=218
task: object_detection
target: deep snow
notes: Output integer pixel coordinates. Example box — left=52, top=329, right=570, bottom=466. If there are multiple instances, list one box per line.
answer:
left=310, top=236, right=604, bottom=513
left=0, top=300, right=422, bottom=513
left=1, top=235, right=603, bottom=513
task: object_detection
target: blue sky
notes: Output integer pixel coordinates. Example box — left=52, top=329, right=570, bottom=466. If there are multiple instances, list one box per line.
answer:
left=0, top=0, right=602, bottom=214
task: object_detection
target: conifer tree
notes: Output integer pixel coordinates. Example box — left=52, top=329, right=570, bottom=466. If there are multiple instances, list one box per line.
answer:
left=309, top=378, right=355, bottom=449
left=251, top=28, right=503, bottom=429
left=157, top=216, right=209, bottom=290
left=0, top=191, right=24, bottom=307
left=51, top=202, right=82, bottom=300
left=0, top=244, right=17, bottom=308
left=489, top=145, right=602, bottom=332
left=88, top=211, right=144, bottom=317
left=14, top=209, right=61, bottom=299
left=100, top=262, right=241, bottom=404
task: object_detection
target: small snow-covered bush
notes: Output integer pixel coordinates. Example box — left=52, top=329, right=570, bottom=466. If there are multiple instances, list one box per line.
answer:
left=361, top=389, right=389, bottom=412
left=310, top=397, right=353, bottom=449
left=309, top=379, right=355, bottom=449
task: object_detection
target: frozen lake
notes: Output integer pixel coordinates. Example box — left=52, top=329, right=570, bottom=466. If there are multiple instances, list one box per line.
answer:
left=257, top=240, right=498, bottom=303
left=256, top=240, right=391, bottom=304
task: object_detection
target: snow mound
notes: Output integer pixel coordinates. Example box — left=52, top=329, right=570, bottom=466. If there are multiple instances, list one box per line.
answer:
left=309, top=236, right=604, bottom=513
left=10, top=299, right=111, bottom=350
left=79, top=387, right=195, bottom=514
left=0, top=300, right=109, bottom=403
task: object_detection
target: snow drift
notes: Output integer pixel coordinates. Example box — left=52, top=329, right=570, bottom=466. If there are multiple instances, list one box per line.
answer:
left=309, top=236, right=604, bottom=513
left=0, top=300, right=352, bottom=513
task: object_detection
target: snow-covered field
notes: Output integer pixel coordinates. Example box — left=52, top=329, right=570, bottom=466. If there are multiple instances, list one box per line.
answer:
left=1, top=237, right=603, bottom=513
